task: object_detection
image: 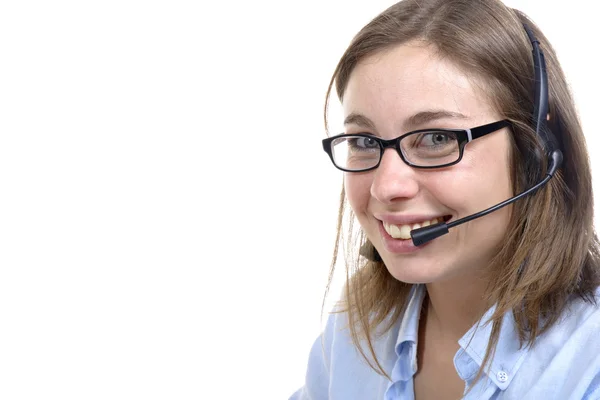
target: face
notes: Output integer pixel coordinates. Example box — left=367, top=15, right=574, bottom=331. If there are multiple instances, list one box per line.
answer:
left=342, top=42, right=513, bottom=284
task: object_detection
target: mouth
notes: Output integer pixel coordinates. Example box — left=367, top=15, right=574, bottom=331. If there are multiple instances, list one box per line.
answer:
left=382, top=215, right=452, bottom=240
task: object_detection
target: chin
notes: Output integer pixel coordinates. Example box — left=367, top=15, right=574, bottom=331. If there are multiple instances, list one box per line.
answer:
left=382, top=258, right=454, bottom=284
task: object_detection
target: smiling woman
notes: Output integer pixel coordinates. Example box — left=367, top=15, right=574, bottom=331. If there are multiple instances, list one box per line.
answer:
left=290, top=0, right=600, bottom=399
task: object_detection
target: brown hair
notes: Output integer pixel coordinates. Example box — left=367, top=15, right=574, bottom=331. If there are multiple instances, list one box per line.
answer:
left=323, top=0, right=600, bottom=382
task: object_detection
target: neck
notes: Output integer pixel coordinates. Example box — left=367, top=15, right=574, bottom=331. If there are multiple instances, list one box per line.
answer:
left=424, top=275, right=490, bottom=342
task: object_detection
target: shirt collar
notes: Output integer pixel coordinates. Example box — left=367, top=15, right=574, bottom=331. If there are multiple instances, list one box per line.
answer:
left=391, top=284, right=426, bottom=381
left=390, top=285, right=531, bottom=390
left=454, top=305, right=530, bottom=391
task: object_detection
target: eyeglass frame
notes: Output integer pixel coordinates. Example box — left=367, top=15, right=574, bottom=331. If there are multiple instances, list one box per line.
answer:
left=322, top=119, right=512, bottom=172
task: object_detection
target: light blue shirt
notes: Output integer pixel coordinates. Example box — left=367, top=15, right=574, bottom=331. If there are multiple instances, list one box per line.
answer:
left=291, top=285, right=600, bottom=399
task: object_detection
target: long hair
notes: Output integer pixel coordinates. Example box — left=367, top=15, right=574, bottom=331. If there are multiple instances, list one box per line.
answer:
left=323, top=0, right=600, bottom=381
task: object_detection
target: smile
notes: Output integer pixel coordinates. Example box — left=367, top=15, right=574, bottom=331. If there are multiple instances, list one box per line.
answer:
left=382, top=216, right=450, bottom=240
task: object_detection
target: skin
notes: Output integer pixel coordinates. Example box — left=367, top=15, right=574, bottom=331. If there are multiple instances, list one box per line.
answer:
left=342, top=41, right=514, bottom=398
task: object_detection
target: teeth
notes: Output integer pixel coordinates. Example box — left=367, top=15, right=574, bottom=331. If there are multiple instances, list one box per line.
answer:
left=389, top=223, right=401, bottom=238
left=383, top=217, right=445, bottom=240
left=399, top=225, right=411, bottom=239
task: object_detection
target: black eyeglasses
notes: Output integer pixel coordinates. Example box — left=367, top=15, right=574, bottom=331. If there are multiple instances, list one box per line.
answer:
left=322, top=119, right=511, bottom=172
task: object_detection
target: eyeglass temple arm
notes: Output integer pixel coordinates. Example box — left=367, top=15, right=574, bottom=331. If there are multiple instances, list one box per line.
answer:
left=468, top=120, right=512, bottom=141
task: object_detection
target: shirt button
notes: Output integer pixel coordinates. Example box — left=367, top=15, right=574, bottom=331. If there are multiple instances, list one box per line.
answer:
left=497, top=371, right=509, bottom=383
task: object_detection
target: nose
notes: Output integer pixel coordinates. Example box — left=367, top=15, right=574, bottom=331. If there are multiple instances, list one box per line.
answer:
left=370, top=148, right=420, bottom=204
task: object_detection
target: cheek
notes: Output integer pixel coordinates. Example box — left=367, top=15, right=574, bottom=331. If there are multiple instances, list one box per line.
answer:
left=475, top=140, right=513, bottom=200
left=441, top=141, right=512, bottom=213
left=344, top=173, right=372, bottom=214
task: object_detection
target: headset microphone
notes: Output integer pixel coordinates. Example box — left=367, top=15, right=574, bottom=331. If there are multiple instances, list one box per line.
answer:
left=410, top=24, right=564, bottom=247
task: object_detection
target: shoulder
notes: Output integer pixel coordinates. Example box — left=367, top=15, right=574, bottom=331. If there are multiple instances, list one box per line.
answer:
left=536, top=287, right=600, bottom=358
left=512, top=288, right=600, bottom=398
left=552, top=287, right=600, bottom=339
left=290, top=307, right=403, bottom=400
left=289, top=310, right=362, bottom=400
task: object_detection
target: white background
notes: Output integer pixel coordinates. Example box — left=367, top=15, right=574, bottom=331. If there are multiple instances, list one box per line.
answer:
left=0, top=1, right=596, bottom=399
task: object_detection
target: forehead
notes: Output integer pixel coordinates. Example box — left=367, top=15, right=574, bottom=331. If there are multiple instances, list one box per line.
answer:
left=342, top=42, right=498, bottom=130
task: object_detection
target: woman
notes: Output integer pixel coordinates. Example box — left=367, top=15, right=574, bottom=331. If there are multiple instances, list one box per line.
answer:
left=291, top=0, right=600, bottom=399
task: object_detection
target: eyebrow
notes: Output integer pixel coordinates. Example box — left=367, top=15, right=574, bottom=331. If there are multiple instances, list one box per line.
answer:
left=344, top=110, right=469, bottom=131
left=344, top=113, right=376, bottom=130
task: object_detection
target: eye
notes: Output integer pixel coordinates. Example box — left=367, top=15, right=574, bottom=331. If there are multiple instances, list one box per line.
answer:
left=420, top=132, right=456, bottom=146
left=348, top=136, right=379, bottom=150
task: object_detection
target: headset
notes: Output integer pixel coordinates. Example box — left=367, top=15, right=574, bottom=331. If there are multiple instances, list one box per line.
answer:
left=407, top=24, right=564, bottom=246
